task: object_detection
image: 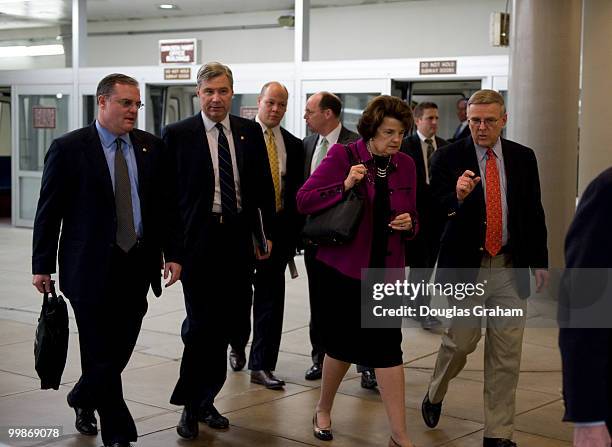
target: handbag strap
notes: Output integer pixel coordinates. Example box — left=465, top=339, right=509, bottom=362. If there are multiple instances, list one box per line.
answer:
left=343, top=143, right=365, bottom=197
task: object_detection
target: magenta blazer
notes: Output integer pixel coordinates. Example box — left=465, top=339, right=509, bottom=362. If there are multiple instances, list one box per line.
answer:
left=297, top=138, right=418, bottom=280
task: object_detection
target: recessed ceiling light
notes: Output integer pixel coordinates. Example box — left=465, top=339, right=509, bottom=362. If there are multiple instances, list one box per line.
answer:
left=158, top=4, right=178, bottom=10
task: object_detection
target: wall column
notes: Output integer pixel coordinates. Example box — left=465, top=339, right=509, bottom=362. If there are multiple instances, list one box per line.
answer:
left=507, top=0, right=581, bottom=268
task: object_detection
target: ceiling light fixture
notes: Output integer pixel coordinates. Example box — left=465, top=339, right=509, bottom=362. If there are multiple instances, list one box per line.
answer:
left=158, top=4, right=178, bottom=10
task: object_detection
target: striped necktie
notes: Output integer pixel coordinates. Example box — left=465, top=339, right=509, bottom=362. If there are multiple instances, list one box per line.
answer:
left=216, top=122, right=238, bottom=217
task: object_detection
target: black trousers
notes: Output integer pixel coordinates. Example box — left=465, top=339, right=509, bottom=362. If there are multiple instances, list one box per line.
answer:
left=407, top=223, right=441, bottom=308
left=171, top=218, right=254, bottom=408
left=67, top=246, right=149, bottom=446
left=304, top=245, right=325, bottom=365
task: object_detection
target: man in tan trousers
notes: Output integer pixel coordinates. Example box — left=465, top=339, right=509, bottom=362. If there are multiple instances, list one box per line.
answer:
left=421, top=90, right=549, bottom=447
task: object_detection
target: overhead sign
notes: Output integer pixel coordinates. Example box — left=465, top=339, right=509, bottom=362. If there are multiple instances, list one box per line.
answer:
left=159, top=39, right=197, bottom=64
left=419, top=60, right=457, bottom=75
left=164, top=67, right=191, bottom=80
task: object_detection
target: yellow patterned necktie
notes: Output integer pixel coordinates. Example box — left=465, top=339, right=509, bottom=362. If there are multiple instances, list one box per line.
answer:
left=265, top=128, right=282, bottom=211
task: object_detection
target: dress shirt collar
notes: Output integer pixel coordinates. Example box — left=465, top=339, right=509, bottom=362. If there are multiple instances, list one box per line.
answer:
left=201, top=111, right=231, bottom=133
left=95, top=120, right=131, bottom=147
left=319, top=122, right=342, bottom=146
left=255, top=115, right=280, bottom=135
left=475, top=137, right=503, bottom=161
left=416, top=130, right=436, bottom=145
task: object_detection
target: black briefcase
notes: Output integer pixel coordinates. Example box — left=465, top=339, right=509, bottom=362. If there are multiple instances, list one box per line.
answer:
left=34, top=283, right=69, bottom=390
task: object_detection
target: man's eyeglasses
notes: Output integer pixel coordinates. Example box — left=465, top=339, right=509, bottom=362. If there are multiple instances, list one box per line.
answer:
left=468, top=118, right=499, bottom=127
left=109, top=97, right=144, bottom=110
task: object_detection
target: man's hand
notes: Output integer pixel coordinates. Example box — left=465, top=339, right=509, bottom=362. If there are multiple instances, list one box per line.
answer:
left=574, top=424, right=611, bottom=447
left=32, top=274, right=52, bottom=293
left=256, top=240, right=273, bottom=260
left=163, top=262, right=182, bottom=288
left=456, top=170, right=481, bottom=202
left=534, top=269, right=549, bottom=293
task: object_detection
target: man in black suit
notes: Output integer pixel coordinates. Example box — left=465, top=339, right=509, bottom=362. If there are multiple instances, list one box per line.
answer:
left=164, top=62, right=275, bottom=440
left=421, top=90, right=549, bottom=447
left=228, top=81, right=304, bottom=390
left=32, top=73, right=183, bottom=447
left=302, top=91, right=377, bottom=389
left=559, top=167, right=612, bottom=447
left=449, top=97, right=470, bottom=142
left=401, top=101, right=448, bottom=329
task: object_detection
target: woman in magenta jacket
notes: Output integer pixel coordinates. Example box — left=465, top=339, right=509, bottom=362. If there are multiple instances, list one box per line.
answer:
left=297, top=95, right=418, bottom=447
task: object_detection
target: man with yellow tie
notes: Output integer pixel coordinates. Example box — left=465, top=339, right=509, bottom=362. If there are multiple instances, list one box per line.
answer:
left=229, top=81, right=304, bottom=389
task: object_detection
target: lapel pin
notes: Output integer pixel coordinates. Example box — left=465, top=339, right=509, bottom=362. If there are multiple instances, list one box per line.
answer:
left=240, top=136, right=245, bottom=140
left=142, top=147, right=148, bottom=152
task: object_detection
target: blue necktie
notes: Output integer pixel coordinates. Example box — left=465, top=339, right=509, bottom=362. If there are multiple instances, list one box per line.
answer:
left=216, top=122, right=237, bottom=217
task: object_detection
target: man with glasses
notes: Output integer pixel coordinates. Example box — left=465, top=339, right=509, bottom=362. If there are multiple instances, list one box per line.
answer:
left=32, top=73, right=183, bottom=447
left=421, top=90, right=549, bottom=447
left=164, top=62, right=275, bottom=440
left=302, top=92, right=378, bottom=390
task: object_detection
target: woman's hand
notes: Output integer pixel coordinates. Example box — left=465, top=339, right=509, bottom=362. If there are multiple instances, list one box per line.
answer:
left=389, top=213, right=413, bottom=231
left=344, top=164, right=367, bottom=190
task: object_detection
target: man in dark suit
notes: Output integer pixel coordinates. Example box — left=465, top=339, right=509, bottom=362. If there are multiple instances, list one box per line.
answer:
left=302, top=91, right=377, bottom=389
left=401, top=101, right=448, bottom=329
left=421, top=90, right=549, bottom=447
left=449, top=97, right=470, bottom=142
left=559, top=167, right=612, bottom=447
left=164, top=62, right=275, bottom=440
left=228, top=81, right=304, bottom=390
left=32, top=73, right=183, bottom=447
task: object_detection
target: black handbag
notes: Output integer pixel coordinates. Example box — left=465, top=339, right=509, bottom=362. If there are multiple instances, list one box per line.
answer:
left=34, top=282, right=69, bottom=390
left=302, top=145, right=364, bottom=245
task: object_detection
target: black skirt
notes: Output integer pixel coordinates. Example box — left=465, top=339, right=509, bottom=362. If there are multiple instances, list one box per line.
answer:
left=315, top=259, right=403, bottom=368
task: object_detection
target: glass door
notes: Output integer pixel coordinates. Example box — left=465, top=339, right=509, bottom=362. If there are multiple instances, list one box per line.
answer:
left=12, top=84, right=74, bottom=227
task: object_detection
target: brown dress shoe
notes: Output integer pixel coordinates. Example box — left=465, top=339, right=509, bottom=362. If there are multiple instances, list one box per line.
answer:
left=250, top=370, right=285, bottom=390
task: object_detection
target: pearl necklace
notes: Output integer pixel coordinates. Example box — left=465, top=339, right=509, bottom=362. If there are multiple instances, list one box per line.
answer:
left=367, top=141, right=392, bottom=178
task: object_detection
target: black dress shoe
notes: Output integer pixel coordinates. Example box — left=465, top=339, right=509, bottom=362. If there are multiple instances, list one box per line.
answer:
left=360, top=370, right=378, bottom=389
left=421, top=394, right=442, bottom=428
left=421, top=314, right=442, bottom=330
left=73, top=406, right=98, bottom=436
left=105, top=442, right=133, bottom=447
left=198, top=404, right=229, bottom=429
left=176, top=406, right=198, bottom=440
left=312, top=411, right=333, bottom=441
left=305, top=363, right=322, bottom=380
left=251, top=370, right=285, bottom=390
left=483, top=438, right=517, bottom=447
left=229, top=348, right=246, bottom=371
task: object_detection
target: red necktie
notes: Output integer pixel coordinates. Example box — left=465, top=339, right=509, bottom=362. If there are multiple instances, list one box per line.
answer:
left=485, top=148, right=502, bottom=256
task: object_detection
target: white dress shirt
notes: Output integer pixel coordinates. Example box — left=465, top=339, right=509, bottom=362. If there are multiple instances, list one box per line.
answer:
left=201, top=111, right=242, bottom=213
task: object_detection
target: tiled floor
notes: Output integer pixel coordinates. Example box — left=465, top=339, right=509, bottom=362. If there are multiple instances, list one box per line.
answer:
left=0, top=224, right=572, bottom=446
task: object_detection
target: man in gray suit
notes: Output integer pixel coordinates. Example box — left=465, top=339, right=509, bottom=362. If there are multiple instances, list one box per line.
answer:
left=302, top=92, right=377, bottom=390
